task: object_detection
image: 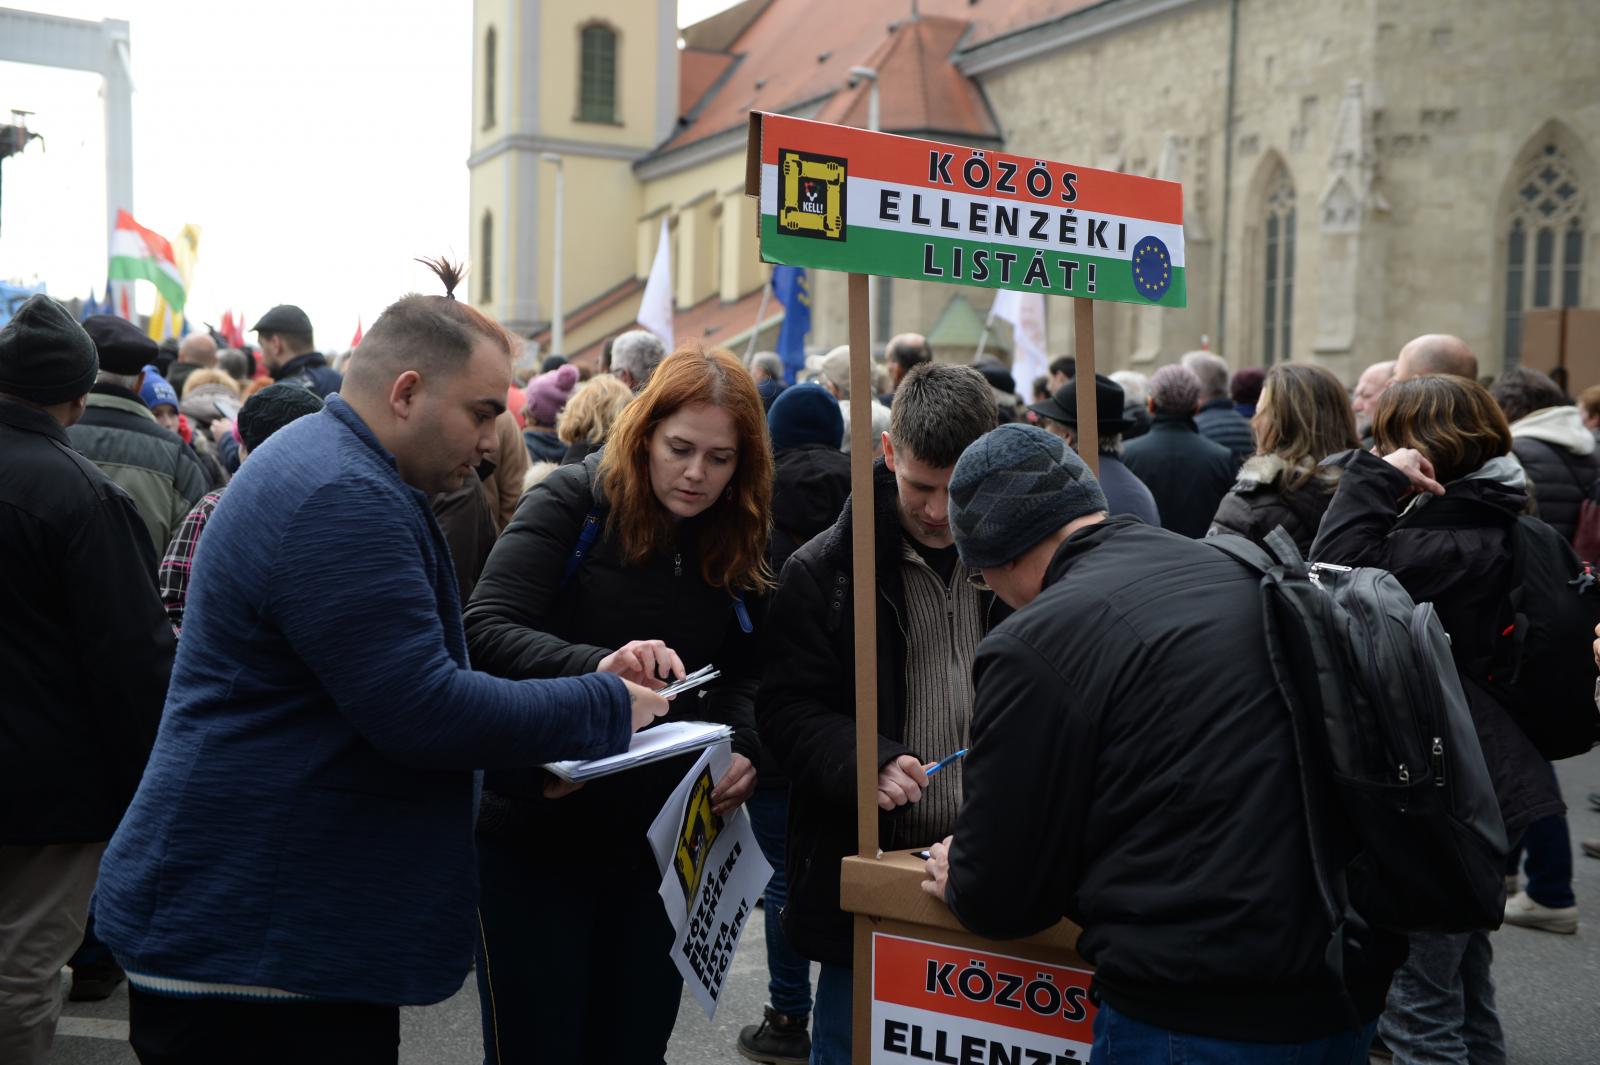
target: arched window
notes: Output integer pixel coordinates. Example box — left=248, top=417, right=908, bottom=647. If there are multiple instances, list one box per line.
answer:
left=1504, top=143, right=1585, bottom=364
left=579, top=24, right=618, bottom=124
left=483, top=27, right=497, bottom=131
left=1261, top=164, right=1297, bottom=365
left=480, top=210, right=494, bottom=304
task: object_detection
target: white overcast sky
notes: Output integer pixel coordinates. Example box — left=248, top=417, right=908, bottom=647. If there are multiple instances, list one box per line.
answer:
left=0, top=0, right=738, bottom=346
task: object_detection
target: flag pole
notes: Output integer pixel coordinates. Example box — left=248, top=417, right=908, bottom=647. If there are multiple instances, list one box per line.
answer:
left=1074, top=298, right=1099, bottom=476
left=847, top=271, right=879, bottom=865
left=744, top=271, right=772, bottom=363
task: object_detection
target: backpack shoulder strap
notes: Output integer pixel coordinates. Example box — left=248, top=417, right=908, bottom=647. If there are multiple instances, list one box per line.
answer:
left=1206, top=531, right=1277, bottom=576
left=559, top=507, right=604, bottom=591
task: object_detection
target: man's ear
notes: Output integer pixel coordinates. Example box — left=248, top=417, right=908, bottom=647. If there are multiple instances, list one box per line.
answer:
left=389, top=370, right=422, bottom=417
left=1147, top=396, right=1157, bottom=414
left=881, top=432, right=896, bottom=471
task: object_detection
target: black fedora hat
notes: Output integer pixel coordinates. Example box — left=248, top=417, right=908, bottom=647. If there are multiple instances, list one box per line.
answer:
left=1028, top=373, right=1135, bottom=434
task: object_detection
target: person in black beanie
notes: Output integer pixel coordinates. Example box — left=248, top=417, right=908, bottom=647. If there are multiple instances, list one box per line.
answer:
left=0, top=295, right=174, bottom=1063
left=157, top=384, right=325, bottom=634
left=735, top=381, right=852, bottom=1065
left=923, top=422, right=1399, bottom=1060
left=69, top=315, right=208, bottom=555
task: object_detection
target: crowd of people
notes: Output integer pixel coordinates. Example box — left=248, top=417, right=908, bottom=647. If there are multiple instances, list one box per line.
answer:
left=1, top=268, right=1597, bottom=1065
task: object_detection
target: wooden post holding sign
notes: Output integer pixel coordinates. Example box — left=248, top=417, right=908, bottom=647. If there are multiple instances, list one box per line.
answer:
left=744, top=111, right=1185, bottom=1061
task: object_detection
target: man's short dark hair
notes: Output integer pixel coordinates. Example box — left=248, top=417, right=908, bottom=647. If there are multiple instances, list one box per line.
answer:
left=888, top=363, right=997, bottom=467
left=344, top=259, right=515, bottom=393
left=258, top=330, right=315, bottom=355
left=1490, top=366, right=1569, bottom=425
left=1049, top=356, right=1075, bottom=380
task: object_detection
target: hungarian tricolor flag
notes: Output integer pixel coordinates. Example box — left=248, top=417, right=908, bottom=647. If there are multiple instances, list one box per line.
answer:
left=109, top=210, right=187, bottom=314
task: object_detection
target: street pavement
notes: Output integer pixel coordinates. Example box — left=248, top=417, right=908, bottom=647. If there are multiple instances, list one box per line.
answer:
left=49, top=748, right=1600, bottom=1064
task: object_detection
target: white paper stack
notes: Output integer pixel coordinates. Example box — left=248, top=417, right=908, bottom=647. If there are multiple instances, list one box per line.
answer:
left=543, top=720, right=733, bottom=783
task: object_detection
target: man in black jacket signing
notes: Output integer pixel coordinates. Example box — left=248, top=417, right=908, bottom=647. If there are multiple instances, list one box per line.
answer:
left=758, top=363, right=1000, bottom=1065
left=922, top=423, right=1399, bottom=1060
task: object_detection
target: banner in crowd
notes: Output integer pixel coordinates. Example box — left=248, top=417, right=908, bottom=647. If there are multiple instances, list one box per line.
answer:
left=869, top=934, right=1096, bottom=1063
left=750, top=113, right=1185, bottom=307
left=647, top=741, right=772, bottom=1019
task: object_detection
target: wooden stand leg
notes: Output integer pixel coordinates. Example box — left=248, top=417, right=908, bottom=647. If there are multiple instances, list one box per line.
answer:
left=1074, top=298, right=1099, bottom=477
left=847, top=272, right=881, bottom=1062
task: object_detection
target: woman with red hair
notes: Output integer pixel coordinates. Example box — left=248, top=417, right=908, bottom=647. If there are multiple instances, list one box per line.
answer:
left=464, top=344, right=774, bottom=1062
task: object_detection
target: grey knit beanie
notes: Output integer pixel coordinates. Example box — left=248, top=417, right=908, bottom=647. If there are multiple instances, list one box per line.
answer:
left=0, top=294, right=99, bottom=405
left=949, top=423, right=1108, bottom=568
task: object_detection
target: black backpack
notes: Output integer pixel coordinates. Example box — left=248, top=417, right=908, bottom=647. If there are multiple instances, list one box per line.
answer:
left=1208, top=529, right=1508, bottom=935
left=1397, top=498, right=1600, bottom=760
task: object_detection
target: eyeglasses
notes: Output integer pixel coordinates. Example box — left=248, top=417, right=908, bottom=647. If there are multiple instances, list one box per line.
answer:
left=965, top=569, right=991, bottom=591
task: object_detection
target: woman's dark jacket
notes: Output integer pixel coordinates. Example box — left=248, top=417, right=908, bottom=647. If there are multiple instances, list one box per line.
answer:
left=1310, top=450, right=1564, bottom=837
left=463, top=452, right=763, bottom=871
left=1209, top=454, right=1342, bottom=556
left=757, top=461, right=1006, bottom=965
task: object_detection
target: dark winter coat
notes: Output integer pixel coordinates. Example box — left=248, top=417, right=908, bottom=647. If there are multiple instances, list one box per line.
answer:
left=1208, top=455, right=1343, bottom=556
left=0, top=396, right=174, bottom=844
left=463, top=452, right=763, bottom=872
left=1195, top=396, right=1255, bottom=469
left=944, top=517, right=1403, bottom=1041
left=769, top=443, right=851, bottom=574
left=757, top=460, right=1007, bottom=965
left=272, top=351, right=343, bottom=398
left=1310, top=450, right=1565, bottom=837
left=523, top=428, right=566, bottom=464
left=68, top=385, right=210, bottom=555
left=1121, top=413, right=1237, bottom=538
left=1506, top=405, right=1600, bottom=542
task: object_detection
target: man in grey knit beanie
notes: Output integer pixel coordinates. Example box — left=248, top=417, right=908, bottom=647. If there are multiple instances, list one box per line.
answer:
left=947, top=423, right=1108, bottom=603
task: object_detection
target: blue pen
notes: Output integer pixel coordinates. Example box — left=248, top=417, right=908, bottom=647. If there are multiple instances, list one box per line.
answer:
left=923, top=748, right=968, bottom=777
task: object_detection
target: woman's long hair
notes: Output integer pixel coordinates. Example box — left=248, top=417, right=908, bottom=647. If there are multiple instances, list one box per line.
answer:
left=1252, top=364, right=1361, bottom=491
left=1373, top=374, right=1512, bottom=485
left=599, top=345, right=774, bottom=591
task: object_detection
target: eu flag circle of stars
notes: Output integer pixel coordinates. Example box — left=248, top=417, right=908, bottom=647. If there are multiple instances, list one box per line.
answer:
left=1131, top=235, right=1171, bottom=301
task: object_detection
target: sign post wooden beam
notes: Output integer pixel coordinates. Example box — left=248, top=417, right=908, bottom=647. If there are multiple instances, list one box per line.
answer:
left=1073, top=298, right=1099, bottom=477
left=848, top=272, right=880, bottom=859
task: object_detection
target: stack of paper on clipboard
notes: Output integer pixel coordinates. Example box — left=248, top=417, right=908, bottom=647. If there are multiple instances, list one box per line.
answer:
left=543, top=720, right=733, bottom=783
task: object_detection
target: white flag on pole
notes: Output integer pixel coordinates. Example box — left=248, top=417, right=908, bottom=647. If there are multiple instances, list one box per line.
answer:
left=988, top=289, right=1049, bottom=398
left=638, top=217, right=674, bottom=350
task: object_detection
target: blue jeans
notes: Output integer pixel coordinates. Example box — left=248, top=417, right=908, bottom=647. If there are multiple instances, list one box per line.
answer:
left=1091, top=1005, right=1376, bottom=1064
left=1506, top=811, right=1576, bottom=908
left=1378, top=931, right=1503, bottom=1065
left=747, top=785, right=814, bottom=1017
left=810, top=962, right=852, bottom=1065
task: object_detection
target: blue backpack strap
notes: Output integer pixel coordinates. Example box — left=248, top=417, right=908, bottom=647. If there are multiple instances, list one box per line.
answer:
left=732, top=590, right=753, bottom=634
left=559, top=508, right=603, bottom=591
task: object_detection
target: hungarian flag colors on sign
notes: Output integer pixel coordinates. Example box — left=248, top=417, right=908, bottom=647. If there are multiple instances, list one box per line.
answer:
left=109, top=210, right=187, bottom=313
left=749, top=113, right=1185, bottom=308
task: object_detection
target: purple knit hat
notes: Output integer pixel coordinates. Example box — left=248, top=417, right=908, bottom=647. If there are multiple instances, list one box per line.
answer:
left=524, top=364, right=579, bottom=426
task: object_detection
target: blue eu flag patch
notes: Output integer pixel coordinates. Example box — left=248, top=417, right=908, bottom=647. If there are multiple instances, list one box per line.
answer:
left=1130, top=236, right=1172, bottom=302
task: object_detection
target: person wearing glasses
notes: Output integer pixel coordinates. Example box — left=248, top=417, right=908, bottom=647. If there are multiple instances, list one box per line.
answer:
left=758, top=362, right=1002, bottom=1065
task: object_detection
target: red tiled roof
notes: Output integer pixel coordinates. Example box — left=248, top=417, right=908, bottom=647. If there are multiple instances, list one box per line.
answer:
left=530, top=276, right=644, bottom=349
left=813, top=16, right=998, bottom=141
left=663, top=0, right=1102, bottom=156
left=679, top=47, right=737, bottom=115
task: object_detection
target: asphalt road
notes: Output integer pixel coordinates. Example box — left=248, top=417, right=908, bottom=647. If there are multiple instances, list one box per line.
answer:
left=49, top=748, right=1600, bottom=1064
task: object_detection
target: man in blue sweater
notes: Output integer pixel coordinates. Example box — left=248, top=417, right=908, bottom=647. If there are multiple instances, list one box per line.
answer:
left=95, top=265, right=669, bottom=1063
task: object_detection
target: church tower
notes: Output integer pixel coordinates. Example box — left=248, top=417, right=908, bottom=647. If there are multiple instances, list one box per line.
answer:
left=468, top=0, right=678, bottom=338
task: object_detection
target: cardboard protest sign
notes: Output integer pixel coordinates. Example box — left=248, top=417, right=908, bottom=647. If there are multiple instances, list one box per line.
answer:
left=750, top=112, right=1185, bottom=307
left=869, top=933, right=1096, bottom=1064
left=647, top=742, right=773, bottom=1019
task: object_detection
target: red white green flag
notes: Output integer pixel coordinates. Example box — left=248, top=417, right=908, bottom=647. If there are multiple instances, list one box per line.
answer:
left=108, top=209, right=187, bottom=313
